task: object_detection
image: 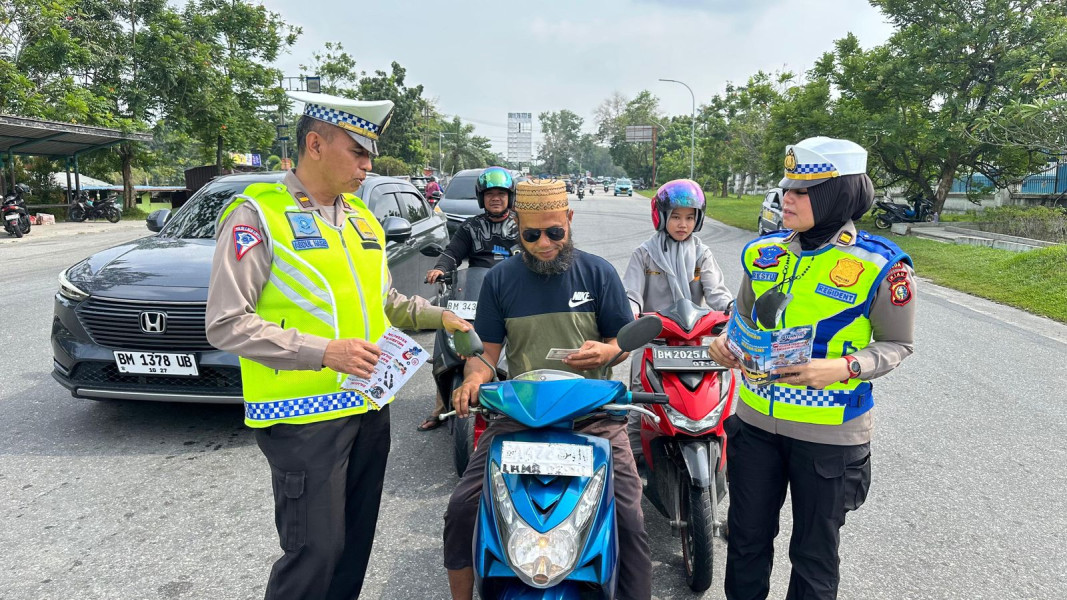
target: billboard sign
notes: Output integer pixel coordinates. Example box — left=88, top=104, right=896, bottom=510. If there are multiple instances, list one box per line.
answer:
left=625, top=125, right=654, bottom=143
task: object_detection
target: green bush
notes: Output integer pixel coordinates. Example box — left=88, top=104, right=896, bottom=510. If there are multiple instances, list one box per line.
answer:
left=977, top=205, right=1067, bottom=243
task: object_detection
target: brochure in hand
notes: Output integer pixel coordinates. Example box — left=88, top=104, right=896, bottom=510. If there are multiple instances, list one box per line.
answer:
left=341, top=327, right=428, bottom=409
left=726, top=313, right=813, bottom=386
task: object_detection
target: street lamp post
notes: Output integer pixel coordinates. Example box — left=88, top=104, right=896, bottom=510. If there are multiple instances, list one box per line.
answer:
left=659, top=78, right=696, bottom=180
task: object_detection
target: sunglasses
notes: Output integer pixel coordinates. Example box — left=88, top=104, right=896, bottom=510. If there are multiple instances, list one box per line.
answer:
left=521, top=226, right=566, bottom=243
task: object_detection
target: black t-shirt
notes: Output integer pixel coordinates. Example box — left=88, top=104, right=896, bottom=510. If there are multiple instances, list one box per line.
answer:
left=434, top=213, right=519, bottom=271
left=475, top=249, right=634, bottom=378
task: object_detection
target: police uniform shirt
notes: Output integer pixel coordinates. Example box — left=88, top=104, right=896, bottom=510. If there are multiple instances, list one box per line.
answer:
left=206, top=170, right=445, bottom=370
left=733, top=220, right=917, bottom=446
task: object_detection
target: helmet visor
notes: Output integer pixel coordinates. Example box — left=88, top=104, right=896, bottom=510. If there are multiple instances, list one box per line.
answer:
left=657, top=180, right=704, bottom=208
left=479, top=169, right=513, bottom=190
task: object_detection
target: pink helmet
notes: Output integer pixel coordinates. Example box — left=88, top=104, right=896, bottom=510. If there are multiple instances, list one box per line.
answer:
left=651, top=179, right=706, bottom=232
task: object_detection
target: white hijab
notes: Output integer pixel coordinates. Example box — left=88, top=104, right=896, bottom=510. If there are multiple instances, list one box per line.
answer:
left=639, top=221, right=703, bottom=303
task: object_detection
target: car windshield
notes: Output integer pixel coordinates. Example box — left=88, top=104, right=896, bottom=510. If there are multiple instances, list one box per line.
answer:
left=444, top=175, right=478, bottom=199
left=158, top=180, right=256, bottom=239
left=618, top=179, right=631, bottom=185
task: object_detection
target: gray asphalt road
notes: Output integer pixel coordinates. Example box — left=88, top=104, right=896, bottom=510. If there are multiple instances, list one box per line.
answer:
left=1, top=197, right=1065, bottom=599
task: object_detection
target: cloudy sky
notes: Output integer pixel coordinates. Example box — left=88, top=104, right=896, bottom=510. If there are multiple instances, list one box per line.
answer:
left=260, top=0, right=895, bottom=156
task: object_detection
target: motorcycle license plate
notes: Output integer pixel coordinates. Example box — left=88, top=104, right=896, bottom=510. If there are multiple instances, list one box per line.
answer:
left=500, top=441, right=593, bottom=477
left=446, top=300, right=477, bottom=319
left=4, top=214, right=18, bottom=221
left=114, top=351, right=199, bottom=376
left=651, top=346, right=727, bottom=371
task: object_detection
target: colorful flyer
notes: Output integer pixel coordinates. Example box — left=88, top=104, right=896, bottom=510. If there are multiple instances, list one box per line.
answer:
left=726, top=313, right=813, bottom=386
left=341, top=327, right=428, bottom=409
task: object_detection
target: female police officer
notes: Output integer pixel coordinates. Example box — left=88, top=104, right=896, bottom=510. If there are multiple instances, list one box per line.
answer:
left=708, top=137, right=917, bottom=600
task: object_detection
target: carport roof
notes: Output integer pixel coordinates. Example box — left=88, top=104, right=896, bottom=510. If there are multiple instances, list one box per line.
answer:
left=0, top=114, right=153, bottom=158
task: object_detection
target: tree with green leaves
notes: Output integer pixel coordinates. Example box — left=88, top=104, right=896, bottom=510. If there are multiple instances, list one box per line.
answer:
left=822, top=1, right=1062, bottom=212
left=437, top=116, right=492, bottom=174
left=538, top=109, right=584, bottom=175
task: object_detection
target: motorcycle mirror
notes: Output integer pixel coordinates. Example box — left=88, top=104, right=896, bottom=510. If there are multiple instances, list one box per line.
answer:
left=616, top=315, right=663, bottom=352
left=453, top=329, right=484, bottom=357
left=420, top=243, right=444, bottom=258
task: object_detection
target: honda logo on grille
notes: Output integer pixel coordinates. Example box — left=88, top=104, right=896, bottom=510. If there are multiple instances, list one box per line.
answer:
left=139, top=311, right=167, bottom=334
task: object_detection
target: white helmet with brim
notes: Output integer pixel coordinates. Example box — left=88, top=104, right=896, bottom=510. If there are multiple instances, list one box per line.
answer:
left=287, top=91, right=394, bottom=156
left=779, top=136, right=867, bottom=190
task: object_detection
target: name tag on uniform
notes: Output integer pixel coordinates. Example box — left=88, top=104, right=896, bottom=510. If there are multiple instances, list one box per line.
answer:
left=293, top=238, right=329, bottom=251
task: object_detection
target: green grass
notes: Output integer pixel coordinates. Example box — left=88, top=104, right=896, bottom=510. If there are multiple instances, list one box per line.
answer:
left=656, top=192, right=1067, bottom=322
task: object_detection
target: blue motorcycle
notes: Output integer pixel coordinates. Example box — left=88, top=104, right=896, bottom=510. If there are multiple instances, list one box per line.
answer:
left=444, top=318, right=667, bottom=598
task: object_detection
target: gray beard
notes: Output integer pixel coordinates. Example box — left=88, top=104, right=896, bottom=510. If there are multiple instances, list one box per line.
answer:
left=521, top=236, right=576, bottom=276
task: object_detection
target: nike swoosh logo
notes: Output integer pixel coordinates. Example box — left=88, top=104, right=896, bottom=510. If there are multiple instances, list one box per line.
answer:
left=568, top=298, right=594, bottom=308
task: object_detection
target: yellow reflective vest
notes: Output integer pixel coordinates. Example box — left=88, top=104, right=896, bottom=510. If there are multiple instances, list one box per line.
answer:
left=738, top=230, right=910, bottom=425
left=217, top=183, right=391, bottom=428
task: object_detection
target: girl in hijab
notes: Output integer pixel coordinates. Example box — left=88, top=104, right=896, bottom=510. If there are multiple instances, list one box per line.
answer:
left=622, top=179, right=733, bottom=461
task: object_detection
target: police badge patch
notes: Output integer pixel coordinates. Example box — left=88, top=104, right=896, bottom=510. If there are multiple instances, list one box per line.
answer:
left=233, top=225, right=263, bottom=261
left=829, top=258, right=865, bottom=287
left=350, top=217, right=378, bottom=242
left=753, top=246, right=787, bottom=269
left=286, top=212, right=321, bottom=239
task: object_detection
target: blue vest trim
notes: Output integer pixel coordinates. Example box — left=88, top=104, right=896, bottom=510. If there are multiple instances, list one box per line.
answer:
left=812, top=302, right=868, bottom=358
left=245, top=391, right=367, bottom=421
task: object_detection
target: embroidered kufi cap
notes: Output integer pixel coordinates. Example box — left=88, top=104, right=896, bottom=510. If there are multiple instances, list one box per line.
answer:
left=779, top=136, right=867, bottom=189
left=514, top=180, right=569, bottom=213
left=287, top=91, right=394, bottom=156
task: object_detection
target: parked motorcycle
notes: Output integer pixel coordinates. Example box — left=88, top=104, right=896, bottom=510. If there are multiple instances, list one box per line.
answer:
left=634, top=298, right=736, bottom=592
left=872, top=195, right=934, bottom=229
left=69, top=192, right=121, bottom=223
left=2, top=184, right=32, bottom=238
left=421, top=245, right=504, bottom=476
left=441, top=317, right=667, bottom=598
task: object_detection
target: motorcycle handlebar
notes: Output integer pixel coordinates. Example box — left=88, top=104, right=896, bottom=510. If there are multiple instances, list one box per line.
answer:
left=629, top=391, right=670, bottom=404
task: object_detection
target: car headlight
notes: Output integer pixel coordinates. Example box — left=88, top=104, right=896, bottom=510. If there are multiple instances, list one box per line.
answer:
left=491, top=463, right=605, bottom=588
left=58, top=269, right=90, bottom=301
left=664, top=400, right=727, bottom=434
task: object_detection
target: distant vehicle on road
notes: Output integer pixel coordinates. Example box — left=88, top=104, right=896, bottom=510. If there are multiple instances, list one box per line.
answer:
left=614, top=178, right=634, bottom=196
left=51, top=172, right=447, bottom=404
left=758, top=188, right=785, bottom=235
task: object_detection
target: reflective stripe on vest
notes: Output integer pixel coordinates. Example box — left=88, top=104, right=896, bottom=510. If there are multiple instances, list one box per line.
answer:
left=737, top=231, right=908, bottom=425
left=217, top=183, right=391, bottom=428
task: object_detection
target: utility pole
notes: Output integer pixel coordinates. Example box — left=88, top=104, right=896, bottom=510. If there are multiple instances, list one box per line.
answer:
left=659, top=78, right=696, bottom=179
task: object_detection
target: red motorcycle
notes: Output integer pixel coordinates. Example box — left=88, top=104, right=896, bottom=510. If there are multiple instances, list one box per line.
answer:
left=635, top=298, right=736, bottom=592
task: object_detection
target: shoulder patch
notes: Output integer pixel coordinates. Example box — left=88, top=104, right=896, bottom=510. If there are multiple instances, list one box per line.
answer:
left=233, top=225, right=263, bottom=261
left=887, top=263, right=912, bottom=306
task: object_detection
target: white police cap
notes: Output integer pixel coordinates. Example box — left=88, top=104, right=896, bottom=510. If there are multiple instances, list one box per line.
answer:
left=287, top=91, right=394, bottom=156
left=779, top=136, right=867, bottom=189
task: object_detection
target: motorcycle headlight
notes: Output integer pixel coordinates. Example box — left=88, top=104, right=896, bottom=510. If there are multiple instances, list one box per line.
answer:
left=58, top=269, right=90, bottom=301
left=664, top=400, right=727, bottom=434
left=491, top=463, right=605, bottom=588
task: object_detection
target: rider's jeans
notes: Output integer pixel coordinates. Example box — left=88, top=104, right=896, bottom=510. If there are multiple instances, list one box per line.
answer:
left=443, top=416, right=652, bottom=599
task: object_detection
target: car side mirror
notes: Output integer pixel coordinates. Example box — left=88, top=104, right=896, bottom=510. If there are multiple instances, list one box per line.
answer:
left=420, top=243, right=444, bottom=257
left=382, top=216, right=412, bottom=242
left=616, top=315, right=663, bottom=352
left=146, top=209, right=171, bottom=233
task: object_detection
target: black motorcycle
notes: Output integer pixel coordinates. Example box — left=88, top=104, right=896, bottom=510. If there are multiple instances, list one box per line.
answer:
left=420, top=244, right=507, bottom=475
left=3, top=184, right=32, bottom=238
left=577, top=184, right=585, bottom=201
left=69, top=192, right=121, bottom=223
left=872, top=195, right=935, bottom=229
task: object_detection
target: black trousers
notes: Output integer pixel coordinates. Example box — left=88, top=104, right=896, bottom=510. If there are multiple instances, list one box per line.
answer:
left=254, top=407, right=391, bottom=600
left=723, top=415, right=871, bottom=600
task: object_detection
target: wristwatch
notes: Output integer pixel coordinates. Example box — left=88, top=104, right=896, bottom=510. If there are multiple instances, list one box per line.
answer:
left=843, top=355, right=862, bottom=380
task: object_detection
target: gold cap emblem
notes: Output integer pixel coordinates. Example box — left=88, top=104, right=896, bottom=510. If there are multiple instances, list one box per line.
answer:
left=784, top=148, right=798, bottom=172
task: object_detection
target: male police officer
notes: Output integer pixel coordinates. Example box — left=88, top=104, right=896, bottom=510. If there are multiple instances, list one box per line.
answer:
left=206, top=91, right=469, bottom=600
left=708, top=137, right=917, bottom=600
